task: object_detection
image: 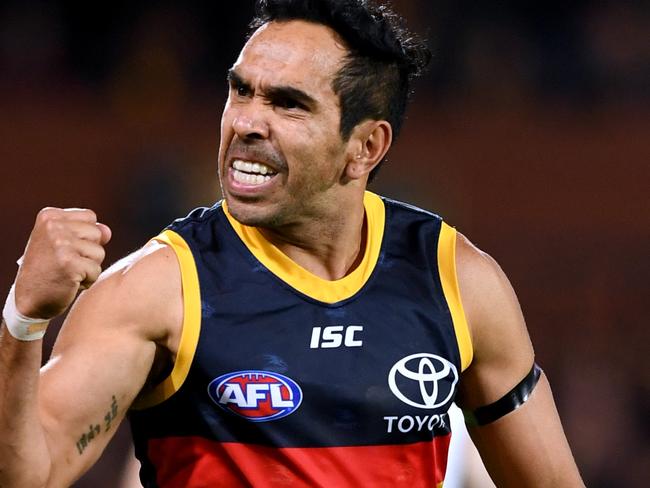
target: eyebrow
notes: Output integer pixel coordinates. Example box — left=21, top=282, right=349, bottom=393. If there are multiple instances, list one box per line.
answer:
left=227, top=69, right=318, bottom=109
left=227, top=69, right=249, bottom=91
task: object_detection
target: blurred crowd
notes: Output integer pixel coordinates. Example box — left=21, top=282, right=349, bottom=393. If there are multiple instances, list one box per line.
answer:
left=1, top=1, right=648, bottom=486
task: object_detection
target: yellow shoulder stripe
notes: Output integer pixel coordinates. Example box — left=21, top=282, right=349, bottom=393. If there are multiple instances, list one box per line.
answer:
left=438, top=222, right=473, bottom=371
left=131, top=229, right=202, bottom=410
left=222, top=191, right=385, bottom=304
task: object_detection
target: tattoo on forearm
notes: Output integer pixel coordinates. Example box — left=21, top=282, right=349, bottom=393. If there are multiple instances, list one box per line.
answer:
left=76, top=424, right=100, bottom=455
left=75, top=395, right=118, bottom=455
left=104, top=395, right=118, bottom=432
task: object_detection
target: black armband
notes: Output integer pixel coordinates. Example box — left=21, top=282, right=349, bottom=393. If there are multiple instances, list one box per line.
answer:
left=463, top=362, right=542, bottom=427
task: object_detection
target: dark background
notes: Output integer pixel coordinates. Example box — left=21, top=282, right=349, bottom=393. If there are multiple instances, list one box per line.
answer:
left=0, top=1, right=648, bottom=486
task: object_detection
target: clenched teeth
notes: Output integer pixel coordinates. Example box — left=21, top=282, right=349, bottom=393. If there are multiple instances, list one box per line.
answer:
left=232, top=159, right=276, bottom=176
left=233, top=170, right=271, bottom=185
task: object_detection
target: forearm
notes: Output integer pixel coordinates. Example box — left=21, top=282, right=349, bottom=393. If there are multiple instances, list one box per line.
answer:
left=468, top=376, right=584, bottom=487
left=0, top=322, right=52, bottom=488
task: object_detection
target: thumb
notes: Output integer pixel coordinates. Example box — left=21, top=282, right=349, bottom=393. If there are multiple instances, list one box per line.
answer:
left=97, top=223, right=112, bottom=245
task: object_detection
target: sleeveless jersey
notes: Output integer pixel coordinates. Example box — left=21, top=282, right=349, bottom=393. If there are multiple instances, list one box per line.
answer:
left=129, top=191, right=473, bottom=488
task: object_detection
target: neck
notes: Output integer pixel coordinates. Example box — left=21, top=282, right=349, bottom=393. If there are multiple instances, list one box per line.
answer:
left=258, top=194, right=367, bottom=281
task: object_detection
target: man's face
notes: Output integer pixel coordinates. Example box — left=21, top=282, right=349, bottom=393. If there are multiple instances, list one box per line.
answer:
left=218, top=20, right=352, bottom=228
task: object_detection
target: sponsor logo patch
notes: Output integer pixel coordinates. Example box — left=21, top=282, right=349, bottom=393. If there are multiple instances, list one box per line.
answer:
left=207, top=370, right=303, bottom=422
left=388, top=353, right=458, bottom=409
left=309, top=325, right=363, bottom=349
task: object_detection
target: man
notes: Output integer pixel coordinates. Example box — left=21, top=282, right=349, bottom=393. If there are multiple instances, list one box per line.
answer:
left=0, top=1, right=584, bottom=486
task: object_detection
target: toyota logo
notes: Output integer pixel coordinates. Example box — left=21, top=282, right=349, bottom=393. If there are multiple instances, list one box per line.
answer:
left=388, top=353, right=459, bottom=409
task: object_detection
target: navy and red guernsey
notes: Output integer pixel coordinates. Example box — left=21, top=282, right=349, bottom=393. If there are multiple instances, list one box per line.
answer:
left=129, top=191, right=473, bottom=488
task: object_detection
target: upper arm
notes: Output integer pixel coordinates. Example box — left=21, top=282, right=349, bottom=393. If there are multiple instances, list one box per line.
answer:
left=454, top=233, right=533, bottom=409
left=38, top=242, right=182, bottom=487
left=454, top=232, right=583, bottom=487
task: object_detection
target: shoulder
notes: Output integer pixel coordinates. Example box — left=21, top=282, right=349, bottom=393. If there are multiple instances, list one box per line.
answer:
left=379, top=194, right=443, bottom=222
left=455, top=232, right=516, bottom=319
left=167, top=201, right=225, bottom=234
left=454, top=231, right=529, bottom=350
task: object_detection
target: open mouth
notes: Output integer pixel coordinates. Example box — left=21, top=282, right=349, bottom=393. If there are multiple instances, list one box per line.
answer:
left=231, top=159, right=278, bottom=185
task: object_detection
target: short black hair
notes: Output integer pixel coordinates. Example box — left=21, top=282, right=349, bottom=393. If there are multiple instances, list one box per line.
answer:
left=250, top=0, right=431, bottom=180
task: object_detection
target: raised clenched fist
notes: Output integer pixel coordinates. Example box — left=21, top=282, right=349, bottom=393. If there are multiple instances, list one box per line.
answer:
left=13, top=208, right=112, bottom=320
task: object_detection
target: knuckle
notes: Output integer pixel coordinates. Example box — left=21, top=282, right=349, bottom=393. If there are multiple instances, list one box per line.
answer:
left=37, top=207, right=60, bottom=223
left=96, top=246, right=107, bottom=263
left=44, top=218, right=63, bottom=236
left=89, top=225, right=103, bottom=242
left=81, top=209, right=98, bottom=222
left=53, top=236, right=71, bottom=249
left=56, top=249, right=75, bottom=268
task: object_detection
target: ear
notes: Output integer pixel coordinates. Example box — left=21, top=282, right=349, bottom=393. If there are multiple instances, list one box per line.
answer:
left=344, top=120, right=393, bottom=181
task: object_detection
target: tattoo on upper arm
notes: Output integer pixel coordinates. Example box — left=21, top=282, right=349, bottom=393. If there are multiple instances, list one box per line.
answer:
left=75, top=395, right=118, bottom=455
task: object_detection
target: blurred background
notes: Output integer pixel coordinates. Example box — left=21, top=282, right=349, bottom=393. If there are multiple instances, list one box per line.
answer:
left=0, top=0, right=647, bottom=486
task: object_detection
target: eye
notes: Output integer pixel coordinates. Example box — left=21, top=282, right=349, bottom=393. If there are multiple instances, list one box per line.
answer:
left=276, top=98, right=304, bottom=111
left=236, top=86, right=249, bottom=97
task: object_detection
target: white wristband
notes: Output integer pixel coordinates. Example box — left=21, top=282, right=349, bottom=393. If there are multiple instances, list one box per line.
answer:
left=2, top=284, right=50, bottom=341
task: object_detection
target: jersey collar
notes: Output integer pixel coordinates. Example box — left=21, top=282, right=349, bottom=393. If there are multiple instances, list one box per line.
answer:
left=222, top=191, right=385, bottom=304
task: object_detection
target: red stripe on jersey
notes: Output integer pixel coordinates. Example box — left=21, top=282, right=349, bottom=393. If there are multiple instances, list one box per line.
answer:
left=148, top=435, right=450, bottom=487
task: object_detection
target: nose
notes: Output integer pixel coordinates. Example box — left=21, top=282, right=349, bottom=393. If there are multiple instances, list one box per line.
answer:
left=232, top=109, right=270, bottom=140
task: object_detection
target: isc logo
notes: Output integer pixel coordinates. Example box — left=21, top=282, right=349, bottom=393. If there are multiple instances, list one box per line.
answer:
left=207, top=371, right=303, bottom=422
left=310, top=325, right=363, bottom=349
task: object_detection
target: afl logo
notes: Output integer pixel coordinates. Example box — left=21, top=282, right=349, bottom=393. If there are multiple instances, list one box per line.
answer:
left=207, top=370, right=303, bottom=422
left=388, top=353, right=458, bottom=409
